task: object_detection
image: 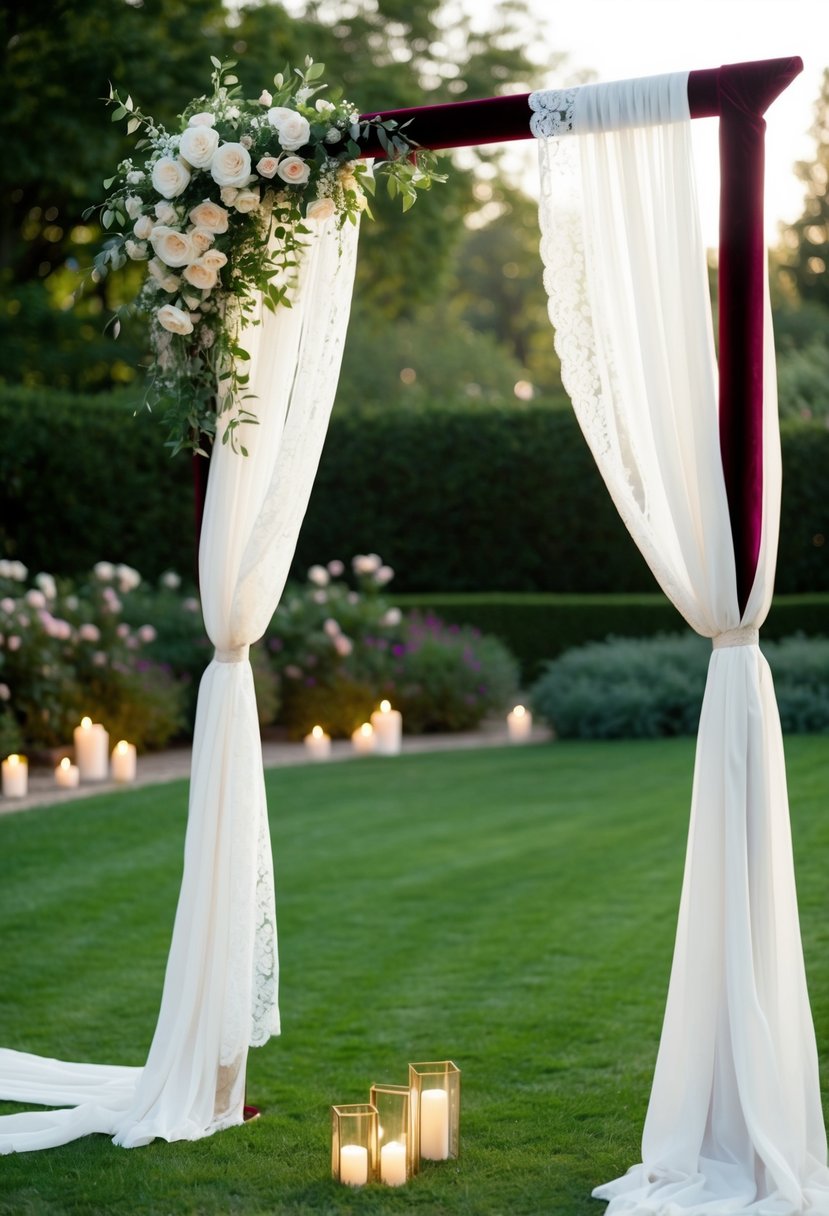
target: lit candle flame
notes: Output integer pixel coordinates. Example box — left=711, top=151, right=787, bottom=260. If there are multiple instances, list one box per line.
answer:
left=7, top=754, right=20, bottom=766
left=311, top=725, right=324, bottom=739
left=81, top=716, right=92, bottom=730
left=360, top=723, right=373, bottom=737
left=60, top=757, right=71, bottom=771
left=380, top=700, right=391, bottom=713
left=513, top=705, right=526, bottom=717
left=116, top=740, right=130, bottom=754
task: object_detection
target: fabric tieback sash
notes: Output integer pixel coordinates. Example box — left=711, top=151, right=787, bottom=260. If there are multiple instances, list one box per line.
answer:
left=712, top=626, right=759, bottom=649
left=213, top=645, right=250, bottom=664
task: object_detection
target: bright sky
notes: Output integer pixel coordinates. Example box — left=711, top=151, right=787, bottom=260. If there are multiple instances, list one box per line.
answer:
left=489, top=0, right=827, bottom=247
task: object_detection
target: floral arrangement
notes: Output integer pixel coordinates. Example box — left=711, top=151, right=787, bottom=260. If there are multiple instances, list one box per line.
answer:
left=91, top=57, right=444, bottom=455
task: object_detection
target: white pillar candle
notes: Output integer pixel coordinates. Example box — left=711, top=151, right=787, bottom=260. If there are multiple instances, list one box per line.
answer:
left=73, top=717, right=109, bottom=780
left=2, top=754, right=28, bottom=798
left=419, top=1088, right=450, bottom=1160
left=55, top=756, right=80, bottom=788
left=303, top=724, right=331, bottom=760
left=111, top=740, right=137, bottom=783
left=507, top=704, right=533, bottom=742
left=339, top=1143, right=368, bottom=1186
left=351, top=722, right=376, bottom=755
left=380, top=1139, right=407, bottom=1186
left=370, top=700, right=402, bottom=755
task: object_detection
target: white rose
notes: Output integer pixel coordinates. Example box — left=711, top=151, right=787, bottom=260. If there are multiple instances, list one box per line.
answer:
left=267, top=107, right=311, bottom=151
left=157, top=304, right=194, bottom=335
left=256, top=155, right=280, bottom=179
left=124, top=195, right=144, bottom=220
left=233, top=188, right=260, bottom=213
left=276, top=156, right=310, bottom=186
left=124, top=239, right=149, bottom=260
left=220, top=186, right=238, bottom=206
left=179, top=124, right=220, bottom=169
left=151, top=226, right=197, bottom=268
left=199, top=248, right=227, bottom=271
left=151, top=156, right=191, bottom=199
left=126, top=170, right=144, bottom=184
left=315, top=99, right=336, bottom=114
left=381, top=607, right=402, bottom=627
left=188, top=200, right=229, bottom=233
left=210, top=142, right=252, bottom=187
left=133, top=214, right=154, bottom=240
left=161, top=274, right=181, bottom=292
left=94, top=561, right=115, bottom=581
left=188, top=111, right=216, bottom=127
left=259, top=89, right=272, bottom=106
left=183, top=259, right=219, bottom=291
left=155, top=200, right=177, bottom=224
left=306, top=197, right=336, bottom=223
left=308, top=565, right=329, bottom=586
left=189, top=226, right=214, bottom=253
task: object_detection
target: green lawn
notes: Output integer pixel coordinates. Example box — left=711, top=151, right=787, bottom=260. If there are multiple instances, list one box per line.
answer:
left=1, top=738, right=827, bottom=1215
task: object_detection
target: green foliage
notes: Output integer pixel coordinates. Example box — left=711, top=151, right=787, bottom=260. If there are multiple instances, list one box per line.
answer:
left=0, top=562, right=187, bottom=752
left=776, top=338, right=829, bottom=420
left=777, top=67, right=829, bottom=310
left=264, top=556, right=518, bottom=736
left=391, top=612, right=520, bottom=732
left=532, top=633, right=829, bottom=740
left=1, top=390, right=827, bottom=596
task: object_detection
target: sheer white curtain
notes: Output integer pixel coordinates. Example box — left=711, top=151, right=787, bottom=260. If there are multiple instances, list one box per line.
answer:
left=532, top=74, right=829, bottom=1215
left=0, top=211, right=361, bottom=1154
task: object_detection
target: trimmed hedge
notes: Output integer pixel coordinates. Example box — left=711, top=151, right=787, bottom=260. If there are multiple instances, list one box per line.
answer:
left=1, top=389, right=826, bottom=596
left=395, top=592, right=829, bottom=682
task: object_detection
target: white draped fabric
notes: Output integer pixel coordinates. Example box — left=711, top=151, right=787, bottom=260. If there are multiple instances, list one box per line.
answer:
left=532, top=73, right=829, bottom=1215
left=0, top=212, right=360, bottom=1153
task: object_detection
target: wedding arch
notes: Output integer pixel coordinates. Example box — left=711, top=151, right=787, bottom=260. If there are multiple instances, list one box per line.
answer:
left=3, top=53, right=827, bottom=1216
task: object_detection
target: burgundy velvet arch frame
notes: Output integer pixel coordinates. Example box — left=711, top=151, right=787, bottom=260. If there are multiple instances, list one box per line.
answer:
left=357, top=57, right=803, bottom=614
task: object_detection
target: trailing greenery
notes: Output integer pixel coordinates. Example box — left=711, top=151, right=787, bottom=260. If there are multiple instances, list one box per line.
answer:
left=531, top=633, right=829, bottom=740
left=0, top=739, right=827, bottom=1214
left=1, top=391, right=827, bottom=595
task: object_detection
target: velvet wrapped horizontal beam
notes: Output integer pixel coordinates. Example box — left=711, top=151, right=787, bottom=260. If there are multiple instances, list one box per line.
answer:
left=357, top=56, right=803, bottom=613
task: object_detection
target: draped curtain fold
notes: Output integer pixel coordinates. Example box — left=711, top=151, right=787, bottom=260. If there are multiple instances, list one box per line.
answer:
left=532, top=73, right=829, bottom=1216
left=0, top=212, right=361, bottom=1154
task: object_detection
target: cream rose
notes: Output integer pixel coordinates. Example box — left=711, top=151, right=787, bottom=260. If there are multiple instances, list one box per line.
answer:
left=188, top=111, right=216, bottom=127
left=133, top=214, right=155, bottom=240
left=125, top=195, right=144, bottom=220
left=124, top=239, right=148, bottom=260
left=188, top=200, right=229, bottom=233
left=306, top=197, right=336, bottom=223
left=276, top=156, right=310, bottom=186
left=161, top=275, right=181, bottom=293
left=150, top=225, right=198, bottom=268
left=151, top=156, right=191, bottom=199
left=199, top=248, right=228, bottom=271
left=210, top=142, right=252, bottom=187
left=155, top=200, right=177, bottom=224
left=233, top=188, right=260, bottom=213
left=182, top=259, right=219, bottom=291
left=189, top=226, right=215, bottom=253
left=157, top=304, right=193, bottom=335
left=147, top=257, right=167, bottom=283
left=267, top=107, right=311, bottom=151
left=179, top=124, right=220, bottom=169
left=256, top=155, right=280, bottom=179
left=220, top=186, right=238, bottom=206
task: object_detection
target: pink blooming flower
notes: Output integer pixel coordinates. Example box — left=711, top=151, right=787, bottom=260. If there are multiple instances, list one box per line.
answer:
left=117, top=623, right=130, bottom=639
left=7, top=636, right=21, bottom=651
left=93, top=651, right=108, bottom=667
left=137, top=624, right=157, bottom=644
left=79, top=623, right=101, bottom=643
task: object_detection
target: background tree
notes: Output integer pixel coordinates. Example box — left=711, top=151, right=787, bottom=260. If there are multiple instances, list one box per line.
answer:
left=777, top=67, right=829, bottom=311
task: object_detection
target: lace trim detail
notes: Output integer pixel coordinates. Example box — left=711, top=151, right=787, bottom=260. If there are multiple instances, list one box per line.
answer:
left=250, top=798, right=280, bottom=1046
left=534, top=122, right=712, bottom=637
left=214, top=645, right=250, bottom=663
left=712, top=626, right=759, bottom=649
left=529, top=88, right=577, bottom=139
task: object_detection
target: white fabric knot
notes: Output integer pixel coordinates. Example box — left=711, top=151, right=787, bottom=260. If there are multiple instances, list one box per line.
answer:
left=214, top=644, right=250, bottom=664
left=712, top=627, right=759, bottom=650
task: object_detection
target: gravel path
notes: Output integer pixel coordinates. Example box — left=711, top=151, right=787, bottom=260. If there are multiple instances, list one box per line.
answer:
left=0, top=723, right=551, bottom=817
